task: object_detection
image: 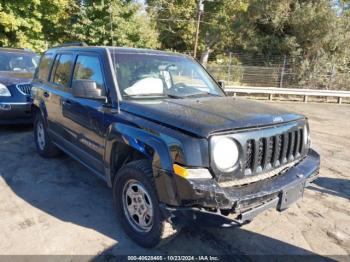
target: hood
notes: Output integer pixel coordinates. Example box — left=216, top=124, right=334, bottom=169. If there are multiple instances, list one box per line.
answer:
left=0, top=71, right=33, bottom=86
left=121, top=97, right=305, bottom=138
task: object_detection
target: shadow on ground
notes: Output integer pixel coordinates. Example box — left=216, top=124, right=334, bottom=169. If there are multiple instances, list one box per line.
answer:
left=0, top=126, right=336, bottom=260
left=0, top=124, right=32, bottom=136
left=308, top=177, right=350, bottom=200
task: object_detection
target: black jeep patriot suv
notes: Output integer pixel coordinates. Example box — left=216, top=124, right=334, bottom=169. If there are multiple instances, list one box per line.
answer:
left=31, top=45, right=320, bottom=247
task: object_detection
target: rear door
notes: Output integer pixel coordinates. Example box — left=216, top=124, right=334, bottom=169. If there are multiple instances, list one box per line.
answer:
left=33, top=53, right=57, bottom=127
left=60, top=53, right=108, bottom=175
left=45, top=53, right=75, bottom=140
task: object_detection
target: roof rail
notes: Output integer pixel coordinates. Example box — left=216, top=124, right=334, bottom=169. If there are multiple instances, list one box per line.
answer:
left=0, top=47, right=35, bottom=52
left=52, top=42, right=88, bottom=48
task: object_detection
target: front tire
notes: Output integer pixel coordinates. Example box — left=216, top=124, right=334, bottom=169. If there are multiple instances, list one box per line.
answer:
left=34, top=112, right=60, bottom=158
left=113, top=160, right=179, bottom=248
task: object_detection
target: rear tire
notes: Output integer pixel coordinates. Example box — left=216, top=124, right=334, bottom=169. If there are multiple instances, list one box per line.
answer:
left=113, top=160, right=180, bottom=248
left=34, top=112, right=61, bottom=158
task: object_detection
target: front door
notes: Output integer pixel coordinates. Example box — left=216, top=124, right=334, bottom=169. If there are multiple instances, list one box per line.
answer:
left=61, top=54, right=108, bottom=175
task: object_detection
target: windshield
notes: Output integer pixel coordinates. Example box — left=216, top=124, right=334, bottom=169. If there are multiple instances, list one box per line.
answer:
left=0, top=51, right=40, bottom=73
left=112, top=52, right=225, bottom=99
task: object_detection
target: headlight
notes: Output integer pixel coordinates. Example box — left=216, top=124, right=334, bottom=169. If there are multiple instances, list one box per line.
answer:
left=212, top=137, right=239, bottom=171
left=0, top=83, right=11, bottom=97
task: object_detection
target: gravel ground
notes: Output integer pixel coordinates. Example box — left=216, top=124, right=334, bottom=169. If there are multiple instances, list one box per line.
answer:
left=0, top=101, right=349, bottom=260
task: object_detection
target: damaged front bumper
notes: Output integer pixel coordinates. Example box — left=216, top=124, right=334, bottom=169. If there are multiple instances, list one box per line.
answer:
left=160, top=149, right=320, bottom=227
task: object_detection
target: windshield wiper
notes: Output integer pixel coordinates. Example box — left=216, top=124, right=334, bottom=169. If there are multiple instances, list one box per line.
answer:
left=123, top=92, right=219, bottom=99
left=165, top=93, right=184, bottom=99
left=123, top=93, right=183, bottom=99
left=124, top=93, right=168, bottom=97
left=181, top=92, right=222, bottom=98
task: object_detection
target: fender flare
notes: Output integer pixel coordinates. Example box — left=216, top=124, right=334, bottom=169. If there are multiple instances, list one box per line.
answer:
left=104, top=123, right=174, bottom=182
left=32, top=100, right=48, bottom=124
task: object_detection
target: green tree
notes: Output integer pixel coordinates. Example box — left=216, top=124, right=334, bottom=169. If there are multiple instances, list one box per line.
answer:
left=146, top=0, right=197, bottom=52
left=232, top=0, right=350, bottom=89
left=146, top=0, right=248, bottom=65
left=147, top=0, right=350, bottom=89
left=69, top=0, right=159, bottom=48
left=0, top=0, right=75, bottom=51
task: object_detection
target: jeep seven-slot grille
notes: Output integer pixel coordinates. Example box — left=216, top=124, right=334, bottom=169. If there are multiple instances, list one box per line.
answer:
left=16, top=83, right=32, bottom=96
left=244, top=129, right=304, bottom=173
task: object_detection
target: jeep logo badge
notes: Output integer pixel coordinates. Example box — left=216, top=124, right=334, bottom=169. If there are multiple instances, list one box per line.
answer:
left=273, top=116, right=284, bottom=123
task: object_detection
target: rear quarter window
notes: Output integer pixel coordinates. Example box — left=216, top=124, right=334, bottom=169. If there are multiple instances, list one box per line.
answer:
left=37, top=53, right=54, bottom=82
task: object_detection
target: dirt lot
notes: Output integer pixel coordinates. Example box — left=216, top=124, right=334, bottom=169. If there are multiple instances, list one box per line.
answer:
left=0, top=101, right=349, bottom=259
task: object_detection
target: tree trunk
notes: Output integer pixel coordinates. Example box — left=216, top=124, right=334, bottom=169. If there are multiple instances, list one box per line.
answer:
left=200, top=48, right=211, bottom=68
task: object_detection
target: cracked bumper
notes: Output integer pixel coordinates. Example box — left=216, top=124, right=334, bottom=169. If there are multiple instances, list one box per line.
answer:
left=159, top=149, right=320, bottom=227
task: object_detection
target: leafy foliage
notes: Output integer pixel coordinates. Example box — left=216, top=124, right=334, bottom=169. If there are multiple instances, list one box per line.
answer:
left=147, top=0, right=248, bottom=64
left=69, top=0, right=159, bottom=48
left=146, top=0, right=197, bottom=53
left=0, top=0, right=74, bottom=51
left=0, top=0, right=159, bottom=51
left=233, top=0, right=350, bottom=89
left=148, top=0, right=350, bottom=89
left=0, top=0, right=349, bottom=89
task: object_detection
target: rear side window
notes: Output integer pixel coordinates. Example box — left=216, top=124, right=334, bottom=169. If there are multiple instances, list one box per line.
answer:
left=52, top=54, right=74, bottom=87
left=37, top=54, right=54, bottom=82
left=73, top=55, right=105, bottom=91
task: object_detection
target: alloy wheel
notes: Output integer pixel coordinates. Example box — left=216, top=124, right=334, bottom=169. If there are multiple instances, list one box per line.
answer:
left=37, top=121, right=45, bottom=150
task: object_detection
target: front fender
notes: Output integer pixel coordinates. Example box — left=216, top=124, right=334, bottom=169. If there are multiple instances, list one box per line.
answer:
left=104, top=123, right=173, bottom=171
left=104, top=123, right=181, bottom=205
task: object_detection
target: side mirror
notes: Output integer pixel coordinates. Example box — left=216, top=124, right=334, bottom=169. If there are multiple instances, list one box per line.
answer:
left=72, top=80, right=106, bottom=101
left=218, top=80, right=225, bottom=89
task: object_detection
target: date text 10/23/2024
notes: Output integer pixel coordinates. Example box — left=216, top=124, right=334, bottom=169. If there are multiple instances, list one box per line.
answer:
left=127, top=256, right=220, bottom=261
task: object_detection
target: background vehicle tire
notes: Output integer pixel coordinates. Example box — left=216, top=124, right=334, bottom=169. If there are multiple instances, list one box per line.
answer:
left=113, top=160, right=180, bottom=248
left=34, top=112, right=61, bottom=158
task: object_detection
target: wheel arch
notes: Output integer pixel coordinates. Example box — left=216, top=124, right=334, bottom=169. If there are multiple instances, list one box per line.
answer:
left=104, top=123, right=173, bottom=187
left=32, top=101, right=48, bottom=125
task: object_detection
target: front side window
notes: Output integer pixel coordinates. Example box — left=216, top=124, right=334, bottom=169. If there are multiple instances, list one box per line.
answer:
left=73, top=55, right=105, bottom=91
left=0, top=51, right=39, bottom=73
left=52, top=54, right=74, bottom=87
left=112, top=52, right=225, bottom=99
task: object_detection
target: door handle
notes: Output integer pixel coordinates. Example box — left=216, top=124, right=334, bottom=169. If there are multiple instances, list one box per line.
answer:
left=43, top=92, right=50, bottom=98
left=62, top=100, right=72, bottom=106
